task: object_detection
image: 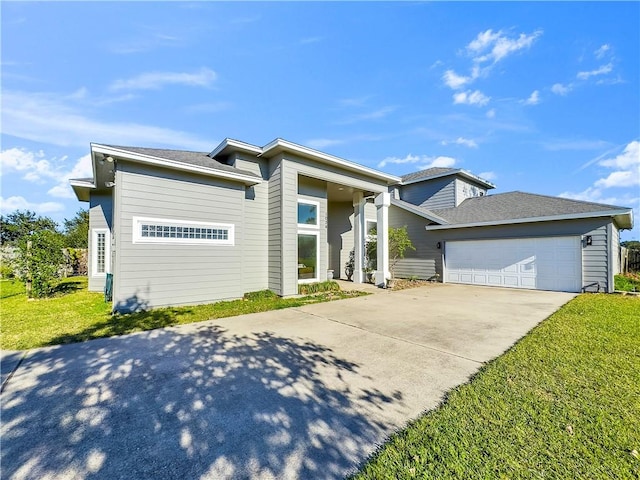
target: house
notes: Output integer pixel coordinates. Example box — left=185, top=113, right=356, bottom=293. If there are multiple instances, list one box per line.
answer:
left=70, top=138, right=633, bottom=312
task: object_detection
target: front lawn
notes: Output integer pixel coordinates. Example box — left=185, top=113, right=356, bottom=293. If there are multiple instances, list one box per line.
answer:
left=1, top=277, right=366, bottom=350
left=352, top=294, right=640, bottom=479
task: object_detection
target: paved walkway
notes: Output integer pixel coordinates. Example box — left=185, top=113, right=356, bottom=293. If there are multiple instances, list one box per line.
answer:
left=1, top=284, right=575, bottom=480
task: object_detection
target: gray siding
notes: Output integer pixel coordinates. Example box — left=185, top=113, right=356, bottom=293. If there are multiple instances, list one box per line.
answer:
left=280, top=159, right=299, bottom=296
left=268, top=159, right=283, bottom=294
left=388, top=205, right=440, bottom=280
left=234, top=154, right=269, bottom=293
left=112, top=161, right=246, bottom=311
left=88, top=192, right=113, bottom=292
left=400, top=177, right=456, bottom=210
left=454, top=178, right=488, bottom=206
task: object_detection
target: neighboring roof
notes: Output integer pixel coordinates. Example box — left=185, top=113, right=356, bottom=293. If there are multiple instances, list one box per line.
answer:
left=390, top=198, right=449, bottom=225
left=425, top=191, right=634, bottom=230
left=401, top=167, right=496, bottom=189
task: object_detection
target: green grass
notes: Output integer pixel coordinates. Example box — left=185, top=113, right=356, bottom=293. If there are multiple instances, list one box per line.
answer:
left=615, top=273, right=640, bottom=292
left=352, top=294, right=640, bottom=479
left=1, top=277, right=367, bottom=350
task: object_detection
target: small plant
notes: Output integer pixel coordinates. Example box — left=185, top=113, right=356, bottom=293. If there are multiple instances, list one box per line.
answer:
left=243, top=289, right=279, bottom=301
left=298, top=280, right=341, bottom=295
left=366, top=226, right=416, bottom=281
left=345, top=250, right=355, bottom=280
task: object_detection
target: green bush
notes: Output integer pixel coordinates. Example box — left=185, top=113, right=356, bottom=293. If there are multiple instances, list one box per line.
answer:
left=0, top=263, right=14, bottom=279
left=614, top=273, right=640, bottom=292
left=298, top=280, right=341, bottom=295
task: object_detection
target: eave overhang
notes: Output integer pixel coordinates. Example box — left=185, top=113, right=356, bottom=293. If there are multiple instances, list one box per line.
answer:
left=424, top=208, right=634, bottom=231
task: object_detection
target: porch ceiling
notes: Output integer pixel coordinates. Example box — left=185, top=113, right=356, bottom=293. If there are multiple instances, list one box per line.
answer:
left=327, top=182, right=373, bottom=203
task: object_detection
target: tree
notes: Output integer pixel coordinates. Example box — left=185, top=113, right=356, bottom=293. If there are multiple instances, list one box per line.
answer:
left=621, top=240, right=640, bottom=251
left=15, top=230, right=66, bottom=298
left=388, top=226, right=416, bottom=279
left=366, top=226, right=416, bottom=280
left=0, top=210, right=59, bottom=245
left=63, top=209, right=89, bottom=248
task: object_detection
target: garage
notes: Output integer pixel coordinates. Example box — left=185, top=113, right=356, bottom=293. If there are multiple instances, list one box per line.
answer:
left=445, top=236, right=582, bottom=292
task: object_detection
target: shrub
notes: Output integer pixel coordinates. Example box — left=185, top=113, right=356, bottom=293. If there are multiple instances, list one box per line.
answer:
left=298, top=280, right=341, bottom=295
left=0, top=263, right=14, bottom=279
left=15, top=230, right=66, bottom=298
left=243, top=289, right=279, bottom=301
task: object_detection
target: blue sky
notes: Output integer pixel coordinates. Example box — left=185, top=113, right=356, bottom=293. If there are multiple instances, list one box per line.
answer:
left=2, top=2, right=639, bottom=239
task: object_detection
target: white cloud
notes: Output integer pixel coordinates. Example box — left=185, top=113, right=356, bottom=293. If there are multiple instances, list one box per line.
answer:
left=467, top=29, right=543, bottom=64
left=523, top=90, right=540, bottom=105
left=551, top=83, right=571, bottom=96
left=109, top=67, right=217, bottom=91
left=0, top=196, right=64, bottom=214
left=442, top=137, right=478, bottom=148
left=594, top=44, right=611, bottom=59
left=598, top=140, right=639, bottom=169
left=442, top=69, right=475, bottom=89
left=478, top=171, right=497, bottom=181
left=453, top=90, right=490, bottom=107
left=486, top=109, right=496, bottom=119
left=1, top=148, right=93, bottom=199
left=577, top=63, right=613, bottom=80
left=595, top=171, right=638, bottom=188
left=378, top=154, right=456, bottom=169
left=2, top=90, right=213, bottom=151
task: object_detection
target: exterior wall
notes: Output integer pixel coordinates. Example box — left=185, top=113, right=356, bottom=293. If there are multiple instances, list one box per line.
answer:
left=268, top=159, right=283, bottom=294
left=112, top=161, right=246, bottom=311
left=277, top=154, right=390, bottom=296
left=612, top=222, right=621, bottom=275
left=400, top=177, right=456, bottom=210
left=430, top=218, right=612, bottom=292
left=88, top=192, right=113, bottom=292
left=388, top=205, right=440, bottom=280
left=454, top=178, right=488, bottom=206
left=233, top=153, right=269, bottom=293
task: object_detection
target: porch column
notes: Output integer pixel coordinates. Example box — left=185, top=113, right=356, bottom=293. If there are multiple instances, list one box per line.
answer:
left=352, top=192, right=365, bottom=283
left=375, top=192, right=390, bottom=287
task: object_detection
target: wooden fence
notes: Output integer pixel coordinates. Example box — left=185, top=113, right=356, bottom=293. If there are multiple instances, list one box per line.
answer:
left=621, top=247, right=640, bottom=273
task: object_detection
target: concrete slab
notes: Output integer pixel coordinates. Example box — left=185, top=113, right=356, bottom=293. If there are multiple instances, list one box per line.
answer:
left=1, top=284, right=574, bottom=480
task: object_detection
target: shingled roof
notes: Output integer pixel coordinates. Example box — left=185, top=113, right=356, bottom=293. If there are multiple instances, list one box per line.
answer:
left=104, top=145, right=261, bottom=179
left=400, top=167, right=495, bottom=188
left=431, top=191, right=631, bottom=225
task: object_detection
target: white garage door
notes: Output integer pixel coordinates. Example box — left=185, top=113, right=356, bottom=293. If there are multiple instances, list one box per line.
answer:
left=445, top=237, right=582, bottom=292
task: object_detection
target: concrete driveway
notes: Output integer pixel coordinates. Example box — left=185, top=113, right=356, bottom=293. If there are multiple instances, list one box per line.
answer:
left=1, top=284, right=575, bottom=480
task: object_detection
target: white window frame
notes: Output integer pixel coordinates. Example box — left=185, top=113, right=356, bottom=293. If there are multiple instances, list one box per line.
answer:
left=297, top=199, right=320, bottom=229
left=297, top=230, right=320, bottom=284
left=366, top=220, right=377, bottom=241
left=132, top=216, right=235, bottom=246
left=92, top=228, right=110, bottom=277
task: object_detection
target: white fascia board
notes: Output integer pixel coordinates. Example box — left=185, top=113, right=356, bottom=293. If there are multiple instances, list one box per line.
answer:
left=209, top=138, right=263, bottom=158
left=69, top=179, right=96, bottom=188
left=424, top=209, right=634, bottom=231
left=261, top=138, right=401, bottom=184
left=91, top=144, right=263, bottom=186
left=69, top=180, right=95, bottom=202
left=402, top=169, right=496, bottom=189
left=390, top=198, right=448, bottom=225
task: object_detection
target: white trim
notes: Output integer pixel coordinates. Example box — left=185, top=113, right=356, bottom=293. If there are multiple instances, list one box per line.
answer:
left=132, top=216, right=235, bottom=245
left=92, top=228, right=110, bottom=277
left=261, top=138, right=401, bottom=184
left=297, top=199, right=320, bottom=229
left=424, top=209, right=634, bottom=231
left=209, top=138, right=262, bottom=158
left=91, top=144, right=262, bottom=186
left=297, top=230, right=320, bottom=284
left=390, top=198, right=449, bottom=225
left=365, top=220, right=377, bottom=241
